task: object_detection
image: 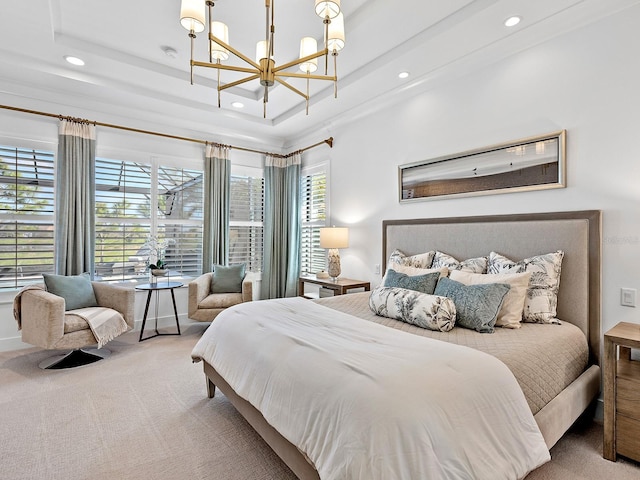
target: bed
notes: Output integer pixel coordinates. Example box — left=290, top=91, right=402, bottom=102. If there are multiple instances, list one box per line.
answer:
left=191, top=210, right=601, bottom=479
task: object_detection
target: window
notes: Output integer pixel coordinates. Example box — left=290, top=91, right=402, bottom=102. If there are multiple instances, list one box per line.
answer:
left=95, top=158, right=203, bottom=282
left=229, top=167, right=263, bottom=272
left=0, top=145, right=55, bottom=289
left=300, top=165, right=327, bottom=275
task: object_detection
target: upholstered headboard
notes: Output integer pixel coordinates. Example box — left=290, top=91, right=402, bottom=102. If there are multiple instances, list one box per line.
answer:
left=382, top=210, right=601, bottom=365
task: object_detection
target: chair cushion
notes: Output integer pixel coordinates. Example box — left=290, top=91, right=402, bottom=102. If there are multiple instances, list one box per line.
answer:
left=211, top=264, right=246, bottom=293
left=63, top=312, right=91, bottom=333
left=199, top=292, right=244, bottom=309
left=43, top=273, right=98, bottom=311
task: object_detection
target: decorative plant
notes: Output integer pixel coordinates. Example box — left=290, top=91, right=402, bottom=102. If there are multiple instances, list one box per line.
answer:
left=144, top=235, right=169, bottom=270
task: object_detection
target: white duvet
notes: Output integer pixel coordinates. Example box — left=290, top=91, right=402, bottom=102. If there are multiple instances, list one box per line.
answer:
left=191, top=297, right=550, bottom=480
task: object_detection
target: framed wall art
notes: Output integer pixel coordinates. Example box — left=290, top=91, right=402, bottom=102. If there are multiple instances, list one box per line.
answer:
left=399, top=130, right=566, bottom=202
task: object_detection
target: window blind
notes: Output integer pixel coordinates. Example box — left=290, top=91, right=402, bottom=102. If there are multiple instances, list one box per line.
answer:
left=300, top=169, right=327, bottom=275
left=229, top=174, right=264, bottom=272
left=0, top=145, right=55, bottom=289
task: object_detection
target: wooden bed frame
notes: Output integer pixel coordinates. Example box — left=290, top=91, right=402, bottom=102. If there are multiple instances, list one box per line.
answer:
left=201, top=210, right=602, bottom=480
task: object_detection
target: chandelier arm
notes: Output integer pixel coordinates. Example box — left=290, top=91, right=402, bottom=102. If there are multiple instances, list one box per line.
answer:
left=209, top=34, right=261, bottom=70
left=218, top=74, right=261, bottom=91
left=273, top=49, right=329, bottom=73
left=276, top=72, right=336, bottom=81
left=192, top=61, right=259, bottom=75
left=274, top=77, right=309, bottom=100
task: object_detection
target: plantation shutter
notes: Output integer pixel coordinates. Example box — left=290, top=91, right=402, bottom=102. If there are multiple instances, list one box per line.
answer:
left=300, top=168, right=327, bottom=275
left=229, top=173, right=264, bottom=272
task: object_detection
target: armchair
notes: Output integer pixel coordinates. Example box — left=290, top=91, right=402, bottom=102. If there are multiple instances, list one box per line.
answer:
left=17, top=281, right=135, bottom=369
left=188, top=272, right=253, bottom=322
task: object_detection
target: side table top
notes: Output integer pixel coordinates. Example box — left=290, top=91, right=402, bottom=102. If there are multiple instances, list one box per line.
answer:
left=604, top=321, right=640, bottom=346
left=299, top=276, right=370, bottom=287
left=136, top=281, right=184, bottom=291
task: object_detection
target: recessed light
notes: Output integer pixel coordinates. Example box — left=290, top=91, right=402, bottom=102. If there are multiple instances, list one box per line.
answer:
left=398, top=71, right=410, bottom=79
left=231, top=102, right=244, bottom=109
left=504, top=16, right=521, bottom=27
left=64, top=55, right=85, bottom=66
left=161, top=46, right=178, bottom=58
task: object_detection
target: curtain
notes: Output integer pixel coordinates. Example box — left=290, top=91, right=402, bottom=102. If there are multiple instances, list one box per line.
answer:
left=55, top=119, right=96, bottom=276
left=261, top=153, right=301, bottom=299
left=202, top=143, right=230, bottom=272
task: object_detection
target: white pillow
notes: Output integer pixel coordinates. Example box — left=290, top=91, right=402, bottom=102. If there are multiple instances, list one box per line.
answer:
left=449, top=270, right=532, bottom=329
left=369, top=286, right=456, bottom=332
left=487, top=251, right=564, bottom=324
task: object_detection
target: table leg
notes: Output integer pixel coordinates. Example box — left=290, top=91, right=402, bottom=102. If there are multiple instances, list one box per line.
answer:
left=603, top=337, right=616, bottom=461
left=139, top=290, right=153, bottom=342
left=170, top=288, right=181, bottom=335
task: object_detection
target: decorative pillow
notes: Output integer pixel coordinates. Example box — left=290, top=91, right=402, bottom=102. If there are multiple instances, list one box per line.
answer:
left=487, top=251, right=564, bottom=324
left=382, top=269, right=441, bottom=295
left=42, top=272, right=98, bottom=311
left=433, top=277, right=510, bottom=333
left=388, top=249, right=435, bottom=269
left=211, top=263, right=246, bottom=294
left=449, top=270, right=532, bottom=329
left=431, top=251, right=488, bottom=273
left=369, top=286, right=456, bottom=332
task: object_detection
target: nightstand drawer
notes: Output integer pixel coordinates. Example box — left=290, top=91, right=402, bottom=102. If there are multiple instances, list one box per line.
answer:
left=616, top=415, right=640, bottom=462
left=617, top=377, right=640, bottom=419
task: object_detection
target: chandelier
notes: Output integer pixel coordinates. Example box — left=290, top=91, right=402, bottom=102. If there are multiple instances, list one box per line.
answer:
left=179, top=0, right=346, bottom=118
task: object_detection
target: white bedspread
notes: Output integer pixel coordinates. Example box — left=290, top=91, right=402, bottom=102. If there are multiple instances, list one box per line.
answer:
left=192, top=297, right=550, bottom=480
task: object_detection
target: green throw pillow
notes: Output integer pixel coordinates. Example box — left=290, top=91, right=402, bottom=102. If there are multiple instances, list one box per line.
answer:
left=211, top=264, right=246, bottom=294
left=434, top=277, right=510, bottom=333
left=42, top=273, right=98, bottom=311
left=383, top=268, right=440, bottom=295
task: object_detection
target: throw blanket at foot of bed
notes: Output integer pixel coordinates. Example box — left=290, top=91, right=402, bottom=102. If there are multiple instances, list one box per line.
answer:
left=192, top=297, right=550, bottom=480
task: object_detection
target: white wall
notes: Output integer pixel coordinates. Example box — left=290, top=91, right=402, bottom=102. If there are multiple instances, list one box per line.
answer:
left=304, top=5, right=640, bottom=345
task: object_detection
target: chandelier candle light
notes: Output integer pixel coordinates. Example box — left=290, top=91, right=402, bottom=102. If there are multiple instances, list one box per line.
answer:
left=319, top=226, right=349, bottom=281
left=179, top=0, right=346, bottom=117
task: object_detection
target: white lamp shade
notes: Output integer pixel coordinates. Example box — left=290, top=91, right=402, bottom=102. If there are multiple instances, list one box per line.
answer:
left=315, top=0, right=341, bottom=19
left=256, top=40, right=269, bottom=62
left=327, top=13, right=345, bottom=51
left=319, top=227, right=349, bottom=249
left=180, top=0, right=205, bottom=33
left=210, top=21, right=229, bottom=61
left=299, top=37, right=318, bottom=73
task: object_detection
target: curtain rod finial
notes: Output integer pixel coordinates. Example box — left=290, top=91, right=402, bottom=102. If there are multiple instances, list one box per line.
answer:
left=326, top=137, right=333, bottom=148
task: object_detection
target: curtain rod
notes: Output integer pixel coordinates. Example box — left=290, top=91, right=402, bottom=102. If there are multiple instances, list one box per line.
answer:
left=0, top=104, right=332, bottom=158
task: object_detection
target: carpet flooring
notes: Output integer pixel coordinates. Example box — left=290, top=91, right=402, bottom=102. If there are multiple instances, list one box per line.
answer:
left=1, top=324, right=639, bottom=480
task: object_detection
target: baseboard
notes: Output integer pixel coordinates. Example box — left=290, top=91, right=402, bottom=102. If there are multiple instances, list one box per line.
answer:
left=0, top=336, right=32, bottom=352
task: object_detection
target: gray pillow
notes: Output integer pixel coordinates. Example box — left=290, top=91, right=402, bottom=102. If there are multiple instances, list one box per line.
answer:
left=211, top=264, right=246, bottom=293
left=434, top=277, right=510, bottom=333
left=382, top=268, right=440, bottom=295
left=42, top=273, right=98, bottom=311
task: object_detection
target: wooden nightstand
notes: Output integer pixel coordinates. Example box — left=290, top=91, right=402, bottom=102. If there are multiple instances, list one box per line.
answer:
left=298, top=276, right=370, bottom=299
left=604, top=321, right=640, bottom=462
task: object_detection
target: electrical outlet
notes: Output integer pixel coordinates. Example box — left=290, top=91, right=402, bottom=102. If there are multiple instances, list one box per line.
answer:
left=621, top=288, right=637, bottom=307
left=374, top=264, right=381, bottom=275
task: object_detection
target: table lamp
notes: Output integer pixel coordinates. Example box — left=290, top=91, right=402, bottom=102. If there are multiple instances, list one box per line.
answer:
left=319, top=226, right=349, bottom=281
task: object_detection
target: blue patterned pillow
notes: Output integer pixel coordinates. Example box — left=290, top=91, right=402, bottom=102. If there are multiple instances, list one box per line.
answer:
left=369, top=286, right=456, bottom=332
left=382, top=268, right=440, bottom=295
left=434, top=277, right=510, bottom=333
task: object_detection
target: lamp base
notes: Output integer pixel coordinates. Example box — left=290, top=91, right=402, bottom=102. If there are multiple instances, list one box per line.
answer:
left=327, top=248, right=341, bottom=281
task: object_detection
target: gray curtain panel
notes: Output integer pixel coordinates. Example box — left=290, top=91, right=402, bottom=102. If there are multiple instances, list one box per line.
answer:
left=203, top=144, right=230, bottom=272
left=55, top=120, right=96, bottom=276
left=261, top=153, right=301, bottom=299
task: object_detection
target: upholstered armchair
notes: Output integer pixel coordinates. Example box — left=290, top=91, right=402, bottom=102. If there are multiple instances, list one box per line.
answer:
left=16, top=278, right=135, bottom=369
left=188, top=266, right=253, bottom=322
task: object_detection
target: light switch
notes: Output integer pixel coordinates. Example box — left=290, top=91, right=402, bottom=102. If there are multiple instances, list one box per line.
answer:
left=621, top=288, right=636, bottom=307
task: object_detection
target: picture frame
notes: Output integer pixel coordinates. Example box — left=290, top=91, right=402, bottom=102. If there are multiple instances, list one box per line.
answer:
left=398, top=130, right=566, bottom=202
